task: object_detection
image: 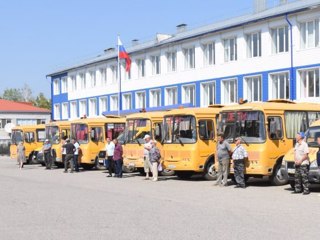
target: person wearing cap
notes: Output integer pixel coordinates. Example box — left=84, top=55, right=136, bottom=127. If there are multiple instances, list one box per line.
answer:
left=143, top=134, right=153, bottom=180
left=231, top=137, right=248, bottom=188
left=293, top=132, right=310, bottom=195
left=43, top=139, right=52, bottom=170
left=149, top=140, right=161, bottom=181
left=113, top=138, right=123, bottom=178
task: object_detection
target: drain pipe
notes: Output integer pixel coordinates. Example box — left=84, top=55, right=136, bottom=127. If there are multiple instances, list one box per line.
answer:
left=285, top=13, right=294, bottom=100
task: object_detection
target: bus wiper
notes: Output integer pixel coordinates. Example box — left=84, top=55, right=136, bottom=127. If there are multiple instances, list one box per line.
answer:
left=239, top=136, right=249, bottom=146
left=135, top=138, right=141, bottom=146
left=177, top=136, right=184, bottom=146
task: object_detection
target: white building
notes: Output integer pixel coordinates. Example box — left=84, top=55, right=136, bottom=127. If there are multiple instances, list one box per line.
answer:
left=47, top=0, right=320, bottom=120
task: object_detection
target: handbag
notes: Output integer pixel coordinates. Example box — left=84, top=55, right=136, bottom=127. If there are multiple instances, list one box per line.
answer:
left=157, top=162, right=163, bottom=172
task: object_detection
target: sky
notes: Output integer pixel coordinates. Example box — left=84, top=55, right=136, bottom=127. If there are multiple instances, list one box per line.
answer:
left=0, top=0, right=294, bottom=98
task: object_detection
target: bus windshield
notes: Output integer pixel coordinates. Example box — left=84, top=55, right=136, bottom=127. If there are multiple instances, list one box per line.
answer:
left=163, top=115, right=197, bottom=144
left=71, top=124, right=88, bottom=144
left=219, top=111, right=266, bottom=143
left=125, top=119, right=151, bottom=144
left=11, top=130, right=23, bottom=144
left=305, top=126, right=320, bottom=147
left=37, top=129, right=46, bottom=142
left=106, top=123, right=125, bottom=140
left=46, top=126, right=60, bottom=144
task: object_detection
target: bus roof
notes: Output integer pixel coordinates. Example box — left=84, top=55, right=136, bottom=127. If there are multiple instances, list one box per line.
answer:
left=163, top=107, right=222, bottom=117
left=70, top=117, right=126, bottom=124
left=126, top=111, right=167, bottom=121
left=12, top=124, right=45, bottom=131
left=220, top=101, right=320, bottom=112
left=45, top=121, right=71, bottom=128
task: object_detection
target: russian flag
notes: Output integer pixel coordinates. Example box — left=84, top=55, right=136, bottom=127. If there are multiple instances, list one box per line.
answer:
left=118, top=37, right=131, bottom=72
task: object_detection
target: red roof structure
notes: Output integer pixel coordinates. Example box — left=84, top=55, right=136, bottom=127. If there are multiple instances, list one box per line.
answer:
left=0, top=99, right=50, bottom=113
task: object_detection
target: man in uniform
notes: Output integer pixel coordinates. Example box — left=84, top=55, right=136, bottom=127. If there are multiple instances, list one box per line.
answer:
left=43, top=139, right=52, bottom=170
left=293, top=132, right=310, bottom=195
left=62, top=138, right=75, bottom=173
left=231, top=137, right=248, bottom=189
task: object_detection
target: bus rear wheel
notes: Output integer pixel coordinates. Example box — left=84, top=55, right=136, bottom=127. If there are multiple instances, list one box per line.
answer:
left=176, top=171, right=193, bottom=179
left=204, top=160, right=217, bottom=180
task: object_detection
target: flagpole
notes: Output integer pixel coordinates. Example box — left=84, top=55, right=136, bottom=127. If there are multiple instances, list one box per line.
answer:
left=117, top=35, right=121, bottom=116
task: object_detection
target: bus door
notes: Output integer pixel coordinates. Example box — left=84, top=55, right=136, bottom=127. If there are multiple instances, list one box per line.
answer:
left=24, top=131, right=37, bottom=156
left=267, top=116, right=286, bottom=161
left=198, top=119, right=216, bottom=162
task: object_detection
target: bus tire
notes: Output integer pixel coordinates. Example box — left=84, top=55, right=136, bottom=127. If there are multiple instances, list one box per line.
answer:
left=160, top=169, right=175, bottom=176
left=138, top=168, right=145, bottom=175
left=176, top=171, right=193, bottom=179
left=82, top=164, right=94, bottom=170
left=204, top=159, right=217, bottom=180
left=95, top=157, right=106, bottom=170
left=270, top=161, right=288, bottom=186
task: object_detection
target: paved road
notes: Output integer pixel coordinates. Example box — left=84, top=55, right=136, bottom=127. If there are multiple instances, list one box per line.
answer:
left=0, top=156, right=319, bottom=240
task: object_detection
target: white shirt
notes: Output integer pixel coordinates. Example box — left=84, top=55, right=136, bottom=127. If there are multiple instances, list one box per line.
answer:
left=144, top=142, right=152, bottom=156
left=106, top=142, right=115, bottom=157
left=74, top=142, right=80, bottom=155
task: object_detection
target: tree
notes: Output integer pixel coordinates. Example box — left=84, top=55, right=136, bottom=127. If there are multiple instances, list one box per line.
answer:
left=20, top=84, right=34, bottom=102
left=33, top=93, right=51, bottom=110
left=2, top=88, right=24, bottom=101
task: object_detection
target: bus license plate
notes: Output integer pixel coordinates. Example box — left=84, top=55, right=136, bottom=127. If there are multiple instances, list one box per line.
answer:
left=287, top=168, right=295, bottom=174
left=129, top=162, right=135, bottom=167
left=99, top=159, right=104, bottom=164
left=168, top=164, right=176, bottom=169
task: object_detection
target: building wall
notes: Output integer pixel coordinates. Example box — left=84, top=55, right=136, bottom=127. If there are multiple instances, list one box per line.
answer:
left=50, top=7, right=320, bottom=120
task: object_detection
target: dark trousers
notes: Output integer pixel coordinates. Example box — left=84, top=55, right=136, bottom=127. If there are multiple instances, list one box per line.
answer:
left=234, top=159, right=245, bottom=187
left=114, top=159, right=123, bottom=177
left=44, top=152, right=52, bottom=169
left=105, top=156, right=114, bottom=176
left=64, top=154, right=74, bottom=172
left=73, top=155, right=79, bottom=172
left=294, top=165, right=310, bottom=193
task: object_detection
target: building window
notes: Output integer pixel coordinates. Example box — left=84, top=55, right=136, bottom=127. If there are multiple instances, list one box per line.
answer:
left=270, top=72, right=290, bottom=99
left=222, top=79, right=237, bottom=104
left=54, top=104, right=60, bottom=120
left=79, top=100, right=87, bottom=117
left=247, top=32, right=261, bottom=58
left=89, top=98, right=97, bottom=116
left=99, top=97, right=108, bottom=113
left=183, top=47, right=195, bottom=69
left=110, top=66, right=117, bottom=83
left=122, top=63, right=131, bottom=80
left=61, top=102, right=69, bottom=119
left=203, top=42, right=215, bottom=65
left=182, top=85, right=195, bottom=105
left=89, top=71, right=96, bottom=88
left=110, top=95, right=118, bottom=111
left=136, top=91, right=146, bottom=109
left=70, top=76, right=77, bottom=92
left=150, top=89, right=161, bottom=108
left=165, top=87, right=178, bottom=105
left=79, top=73, right=86, bottom=89
left=123, top=94, right=132, bottom=110
left=137, top=59, right=145, bottom=78
left=224, top=37, right=237, bottom=62
left=201, top=82, right=215, bottom=106
left=299, top=68, right=320, bottom=98
left=272, top=26, right=289, bottom=53
left=61, top=77, right=68, bottom=93
left=151, top=55, right=161, bottom=75
left=244, top=76, right=262, bottom=102
left=70, top=101, right=78, bottom=119
left=0, top=119, right=12, bottom=129
left=53, top=79, right=60, bottom=95
left=100, top=68, right=107, bottom=86
left=167, top=51, right=177, bottom=72
left=300, top=19, right=320, bottom=49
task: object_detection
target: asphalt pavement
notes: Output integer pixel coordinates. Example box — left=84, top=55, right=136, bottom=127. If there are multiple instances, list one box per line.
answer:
left=0, top=156, right=319, bottom=240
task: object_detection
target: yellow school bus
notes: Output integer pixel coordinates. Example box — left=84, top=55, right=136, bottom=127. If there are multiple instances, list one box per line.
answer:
left=45, top=121, right=71, bottom=167
left=281, top=119, right=320, bottom=188
left=70, top=117, right=126, bottom=170
left=123, top=111, right=167, bottom=175
left=218, top=100, right=320, bottom=185
left=10, top=124, right=46, bottom=163
left=162, top=106, right=223, bottom=180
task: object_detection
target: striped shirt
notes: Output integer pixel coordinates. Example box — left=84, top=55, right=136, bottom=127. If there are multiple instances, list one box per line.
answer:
left=232, top=145, right=248, bottom=160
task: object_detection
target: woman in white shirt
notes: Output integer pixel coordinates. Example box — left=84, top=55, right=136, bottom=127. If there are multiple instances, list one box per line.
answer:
left=105, top=137, right=115, bottom=177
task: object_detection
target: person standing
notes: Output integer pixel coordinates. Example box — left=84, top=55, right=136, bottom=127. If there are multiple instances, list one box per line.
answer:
left=232, top=137, right=248, bottom=188
left=43, top=139, right=52, bottom=170
left=143, top=134, right=152, bottom=180
left=293, top=132, right=310, bottom=195
left=61, top=137, right=67, bottom=166
left=105, top=137, right=115, bottom=177
left=214, top=133, right=232, bottom=186
left=17, top=142, right=26, bottom=169
left=149, top=141, right=161, bottom=182
left=72, top=139, right=80, bottom=172
left=62, top=139, right=75, bottom=173
left=113, top=139, right=123, bottom=178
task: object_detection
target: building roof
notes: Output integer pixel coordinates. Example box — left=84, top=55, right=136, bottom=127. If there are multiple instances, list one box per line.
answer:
left=0, top=99, right=50, bottom=113
left=47, top=0, right=320, bottom=77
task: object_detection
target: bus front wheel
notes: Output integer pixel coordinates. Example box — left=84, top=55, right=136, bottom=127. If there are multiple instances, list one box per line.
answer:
left=95, top=157, right=106, bottom=170
left=270, top=162, right=288, bottom=186
left=204, top=160, right=217, bottom=180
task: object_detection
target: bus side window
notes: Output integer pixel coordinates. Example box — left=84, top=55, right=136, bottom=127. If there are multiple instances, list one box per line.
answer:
left=268, top=117, right=283, bottom=140
left=198, top=120, right=214, bottom=140
left=154, top=123, right=162, bottom=142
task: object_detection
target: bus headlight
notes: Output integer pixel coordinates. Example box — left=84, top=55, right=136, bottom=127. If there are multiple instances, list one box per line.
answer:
left=310, top=160, right=318, bottom=169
